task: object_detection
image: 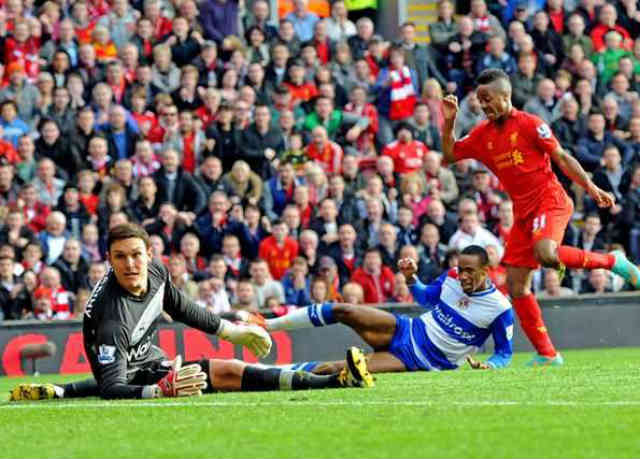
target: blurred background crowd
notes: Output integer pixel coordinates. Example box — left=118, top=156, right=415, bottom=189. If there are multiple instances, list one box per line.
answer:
left=0, top=0, right=637, bottom=321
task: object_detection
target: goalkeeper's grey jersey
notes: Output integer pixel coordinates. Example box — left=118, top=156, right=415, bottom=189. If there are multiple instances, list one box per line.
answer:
left=83, top=260, right=222, bottom=399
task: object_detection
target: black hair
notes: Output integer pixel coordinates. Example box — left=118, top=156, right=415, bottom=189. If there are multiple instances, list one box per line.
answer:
left=475, top=69, right=510, bottom=86
left=460, top=245, right=489, bottom=266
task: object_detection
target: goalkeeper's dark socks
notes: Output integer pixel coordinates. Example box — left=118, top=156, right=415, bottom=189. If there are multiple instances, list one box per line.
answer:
left=62, top=379, right=100, bottom=398
left=241, top=366, right=341, bottom=391
left=513, top=294, right=557, bottom=357
left=557, top=246, right=615, bottom=270
left=265, top=303, right=336, bottom=331
left=288, top=371, right=341, bottom=390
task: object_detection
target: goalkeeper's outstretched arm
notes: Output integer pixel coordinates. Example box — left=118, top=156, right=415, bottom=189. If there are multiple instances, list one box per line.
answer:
left=163, top=278, right=272, bottom=358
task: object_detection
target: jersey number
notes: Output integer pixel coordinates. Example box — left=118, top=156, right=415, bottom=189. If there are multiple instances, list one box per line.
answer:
left=532, top=214, right=547, bottom=233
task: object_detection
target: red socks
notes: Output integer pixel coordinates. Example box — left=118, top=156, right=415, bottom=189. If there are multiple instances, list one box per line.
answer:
left=557, top=246, right=615, bottom=270
left=512, top=294, right=556, bottom=358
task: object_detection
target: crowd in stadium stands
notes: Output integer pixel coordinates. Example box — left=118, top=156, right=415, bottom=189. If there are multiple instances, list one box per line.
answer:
left=0, top=0, right=638, bottom=321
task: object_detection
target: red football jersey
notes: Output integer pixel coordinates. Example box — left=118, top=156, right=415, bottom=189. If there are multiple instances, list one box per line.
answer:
left=382, top=139, right=428, bottom=175
left=258, top=236, right=299, bottom=280
left=453, top=109, right=565, bottom=217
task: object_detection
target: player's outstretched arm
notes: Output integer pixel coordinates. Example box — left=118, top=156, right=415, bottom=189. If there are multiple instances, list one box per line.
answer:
left=398, top=258, right=445, bottom=308
left=164, top=279, right=272, bottom=357
left=441, top=95, right=459, bottom=165
left=550, top=148, right=616, bottom=208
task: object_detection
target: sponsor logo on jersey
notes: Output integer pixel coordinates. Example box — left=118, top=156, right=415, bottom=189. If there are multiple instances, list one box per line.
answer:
left=432, top=304, right=476, bottom=341
left=537, top=123, right=551, bottom=139
left=98, top=345, right=116, bottom=365
left=126, top=337, right=152, bottom=362
left=457, top=297, right=470, bottom=309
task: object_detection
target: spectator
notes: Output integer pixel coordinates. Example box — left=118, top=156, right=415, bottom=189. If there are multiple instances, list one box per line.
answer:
left=399, top=21, right=447, bottom=92
left=590, top=145, right=628, bottom=228
left=0, top=255, right=29, bottom=320
left=455, top=91, right=485, bottom=138
left=39, top=212, right=71, bottom=265
left=0, top=209, right=36, bottom=259
left=237, top=103, right=284, bottom=177
left=263, top=159, right=301, bottom=220
left=538, top=269, right=576, bottom=297
left=347, top=17, right=374, bottom=60
left=382, top=122, right=427, bottom=176
left=232, top=279, right=260, bottom=312
left=38, top=267, right=72, bottom=319
left=222, top=160, right=263, bottom=207
left=15, top=135, right=36, bottom=184
left=0, top=161, right=19, bottom=207
left=531, top=10, right=565, bottom=72
left=52, top=239, right=89, bottom=294
left=470, top=0, right=506, bottom=39
left=56, top=184, right=91, bottom=239
left=581, top=268, right=614, bottom=293
left=152, top=148, right=206, bottom=221
left=168, top=254, right=199, bottom=300
left=258, top=219, right=299, bottom=280
left=374, top=45, right=419, bottom=123
left=351, top=248, right=395, bottom=303
left=341, top=281, right=364, bottom=304
left=325, top=1, right=356, bottom=42
left=0, top=63, right=39, bottom=128
left=282, top=256, right=312, bottom=305
left=429, top=1, right=458, bottom=55
left=424, top=151, right=459, bottom=208
left=286, top=0, right=319, bottom=42
left=250, top=258, right=285, bottom=307
left=449, top=212, right=504, bottom=258
left=564, top=13, right=594, bottom=55
left=410, top=102, right=441, bottom=152
left=476, top=35, right=516, bottom=76
left=576, top=111, right=631, bottom=172
left=512, top=53, right=543, bottom=110
left=195, top=191, right=252, bottom=257
left=590, top=3, right=633, bottom=52
left=305, top=125, right=344, bottom=174
left=1, top=100, right=29, bottom=148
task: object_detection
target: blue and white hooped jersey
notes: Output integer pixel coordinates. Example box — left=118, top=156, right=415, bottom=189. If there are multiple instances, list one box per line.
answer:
left=409, top=269, right=514, bottom=369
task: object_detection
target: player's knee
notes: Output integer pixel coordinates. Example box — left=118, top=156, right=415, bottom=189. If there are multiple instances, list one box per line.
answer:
left=533, top=240, right=559, bottom=267
left=210, top=359, right=244, bottom=380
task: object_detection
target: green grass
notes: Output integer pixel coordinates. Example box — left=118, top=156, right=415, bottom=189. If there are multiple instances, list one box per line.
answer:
left=2, top=348, right=640, bottom=458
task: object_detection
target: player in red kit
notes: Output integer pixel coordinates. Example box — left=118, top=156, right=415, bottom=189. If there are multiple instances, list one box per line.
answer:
left=441, top=69, right=640, bottom=366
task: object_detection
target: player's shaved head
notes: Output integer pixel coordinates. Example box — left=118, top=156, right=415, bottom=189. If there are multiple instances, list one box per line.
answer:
left=476, top=69, right=512, bottom=95
left=475, top=69, right=513, bottom=122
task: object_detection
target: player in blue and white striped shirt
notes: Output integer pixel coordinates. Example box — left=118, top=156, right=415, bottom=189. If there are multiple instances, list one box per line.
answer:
left=265, top=245, right=514, bottom=373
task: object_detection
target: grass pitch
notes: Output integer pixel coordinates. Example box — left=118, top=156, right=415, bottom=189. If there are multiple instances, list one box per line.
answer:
left=1, top=348, right=640, bottom=458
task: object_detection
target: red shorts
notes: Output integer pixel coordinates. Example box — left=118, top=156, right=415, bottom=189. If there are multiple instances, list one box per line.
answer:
left=502, top=187, right=574, bottom=269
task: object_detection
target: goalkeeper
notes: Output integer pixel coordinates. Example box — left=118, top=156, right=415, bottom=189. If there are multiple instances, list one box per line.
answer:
left=11, top=223, right=371, bottom=401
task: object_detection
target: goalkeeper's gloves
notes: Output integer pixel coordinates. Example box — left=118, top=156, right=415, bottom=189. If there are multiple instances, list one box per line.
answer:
left=217, top=319, right=272, bottom=357
left=235, top=310, right=267, bottom=328
left=154, top=355, right=208, bottom=397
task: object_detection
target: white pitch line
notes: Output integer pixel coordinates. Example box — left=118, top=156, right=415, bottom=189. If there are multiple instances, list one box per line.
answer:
left=2, top=400, right=640, bottom=409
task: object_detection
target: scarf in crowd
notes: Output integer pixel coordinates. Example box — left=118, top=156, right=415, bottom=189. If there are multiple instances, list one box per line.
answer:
left=389, top=66, right=416, bottom=120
